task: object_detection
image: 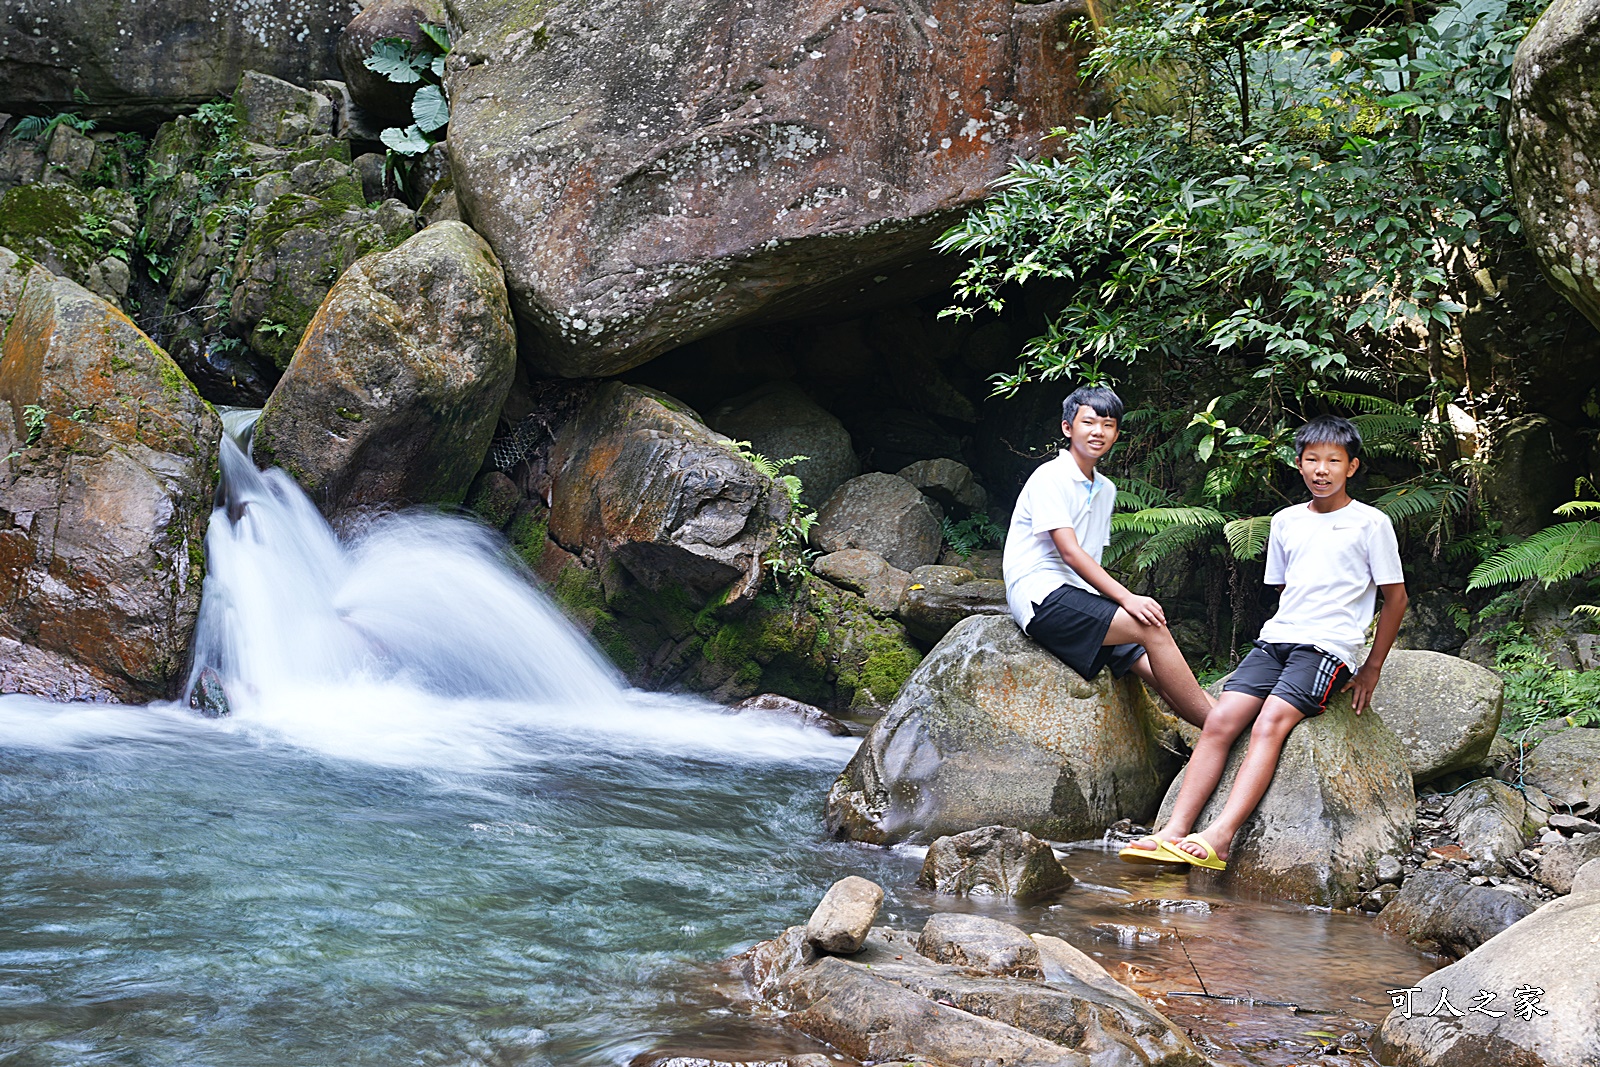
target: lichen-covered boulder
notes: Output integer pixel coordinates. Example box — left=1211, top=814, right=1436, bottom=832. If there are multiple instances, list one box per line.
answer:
left=813, top=473, right=941, bottom=572
left=446, top=0, right=1096, bottom=377
left=896, top=564, right=1008, bottom=642
left=0, top=184, right=137, bottom=307
left=708, top=381, right=860, bottom=508
left=1508, top=0, right=1600, bottom=331
left=826, top=615, right=1178, bottom=844
left=0, top=254, right=220, bottom=701
left=0, top=0, right=355, bottom=127
left=812, top=548, right=909, bottom=615
left=1522, top=726, right=1600, bottom=808
left=1154, top=693, right=1415, bottom=908
left=253, top=221, right=517, bottom=513
left=1371, top=892, right=1600, bottom=1067
left=1368, top=650, right=1503, bottom=785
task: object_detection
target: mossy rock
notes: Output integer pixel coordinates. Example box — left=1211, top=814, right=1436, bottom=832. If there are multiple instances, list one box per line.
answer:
left=0, top=185, right=100, bottom=286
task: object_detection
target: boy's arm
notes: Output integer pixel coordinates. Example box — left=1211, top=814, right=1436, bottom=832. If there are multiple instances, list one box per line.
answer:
left=1343, top=582, right=1408, bottom=714
left=1048, top=527, right=1166, bottom=626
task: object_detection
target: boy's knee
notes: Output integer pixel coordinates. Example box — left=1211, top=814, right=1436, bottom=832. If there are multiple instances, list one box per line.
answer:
left=1253, top=704, right=1303, bottom=740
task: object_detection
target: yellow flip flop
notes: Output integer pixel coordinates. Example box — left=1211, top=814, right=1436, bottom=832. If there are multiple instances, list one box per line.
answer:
left=1175, top=834, right=1227, bottom=871
left=1118, top=836, right=1188, bottom=865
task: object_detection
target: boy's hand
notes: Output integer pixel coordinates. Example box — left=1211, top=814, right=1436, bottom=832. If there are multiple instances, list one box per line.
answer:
left=1120, top=594, right=1167, bottom=627
left=1342, top=664, right=1381, bottom=714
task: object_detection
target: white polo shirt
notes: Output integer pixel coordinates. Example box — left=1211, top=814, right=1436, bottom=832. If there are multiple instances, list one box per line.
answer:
left=1003, top=451, right=1116, bottom=630
left=1257, top=498, right=1405, bottom=668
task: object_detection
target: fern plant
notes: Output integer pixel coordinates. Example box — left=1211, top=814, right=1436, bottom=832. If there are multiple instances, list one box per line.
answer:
left=728, top=441, right=817, bottom=587
left=942, top=514, right=1004, bottom=559
left=1468, top=482, right=1600, bottom=617
left=10, top=111, right=95, bottom=142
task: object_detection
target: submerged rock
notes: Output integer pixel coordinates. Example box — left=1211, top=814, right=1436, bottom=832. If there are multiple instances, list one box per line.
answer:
left=253, top=222, right=517, bottom=513
left=0, top=255, right=220, bottom=701
left=916, top=825, right=1073, bottom=900
left=1376, top=870, right=1537, bottom=959
left=1154, top=691, right=1415, bottom=909
left=188, top=666, right=232, bottom=719
left=1367, top=650, right=1502, bottom=785
left=826, top=615, right=1177, bottom=844
left=813, top=473, right=941, bottom=572
left=728, top=693, right=853, bottom=735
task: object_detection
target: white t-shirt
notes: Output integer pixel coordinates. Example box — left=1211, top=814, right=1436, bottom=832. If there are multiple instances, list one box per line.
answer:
left=1257, top=498, right=1405, bottom=668
left=1003, top=451, right=1116, bottom=630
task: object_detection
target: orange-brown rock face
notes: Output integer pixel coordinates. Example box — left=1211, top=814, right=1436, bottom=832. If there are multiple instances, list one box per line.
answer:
left=0, top=251, right=220, bottom=702
left=446, top=0, right=1096, bottom=377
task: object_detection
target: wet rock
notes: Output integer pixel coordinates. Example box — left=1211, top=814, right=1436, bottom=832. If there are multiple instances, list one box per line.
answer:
left=805, top=876, right=884, bottom=954
left=895, top=564, right=1008, bottom=643
left=813, top=473, right=941, bottom=572
left=188, top=666, right=232, bottom=719
left=811, top=549, right=910, bottom=615
left=448, top=0, right=1095, bottom=377
left=826, top=615, right=1178, bottom=844
left=1368, top=650, right=1502, bottom=785
left=729, top=693, right=852, bottom=736
left=1372, top=891, right=1600, bottom=1067
left=253, top=222, right=516, bottom=513
left=1522, top=726, right=1600, bottom=807
left=1376, top=870, right=1537, bottom=959
left=1534, top=834, right=1600, bottom=895
left=0, top=259, right=221, bottom=701
left=0, top=184, right=138, bottom=307
left=1154, top=691, right=1415, bottom=908
left=1508, top=0, right=1600, bottom=333
left=546, top=383, right=787, bottom=607
left=0, top=0, right=353, bottom=127
left=337, top=0, right=448, bottom=128
left=915, top=825, right=1073, bottom=899
left=1446, top=779, right=1547, bottom=873
left=897, top=458, right=987, bottom=514
left=708, top=382, right=860, bottom=509
left=916, top=913, right=1043, bottom=978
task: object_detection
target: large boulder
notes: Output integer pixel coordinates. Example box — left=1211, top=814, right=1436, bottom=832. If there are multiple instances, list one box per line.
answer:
left=826, top=615, right=1178, bottom=844
left=1368, top=650, right=1503, bottom=785
left=897, top=458, right=987, bottom=514
left=1523, top=727, right=1600, bottom=808
left=1154, top=693, right=1415, bottom=908
left=1371, top=891, right=1600, bottom=1067
left=0, top=0, right=355, bottom=127
left=812, top=549, right=909, bottom=615
left=446, top=0, right=1095, bottom=377
left=708, top=381, right=860, bottom=508
left=813, top=472, right=941, bottom=572
left=338, top=0, right=447, bottom=128
left=1508, top=0, right=1600, bottom=331
left=1376, top=870, right=1538, bottom=960
left=895, top=563, right=1008, bottom=642
left=545, top=383, right=788, bottom=607
left=0, top=255, right=221, bottom=701
left=252, top=221, right=516, bottom=513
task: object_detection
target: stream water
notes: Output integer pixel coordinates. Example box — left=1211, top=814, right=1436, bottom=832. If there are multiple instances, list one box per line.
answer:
left=0, top=429, right=1440, bottom=1066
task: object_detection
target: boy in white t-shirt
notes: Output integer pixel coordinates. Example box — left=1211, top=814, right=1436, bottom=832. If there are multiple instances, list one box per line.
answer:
left=1003, top=386, right=1214, bottom=739
left=1122, top=415, right=1408, bottom=870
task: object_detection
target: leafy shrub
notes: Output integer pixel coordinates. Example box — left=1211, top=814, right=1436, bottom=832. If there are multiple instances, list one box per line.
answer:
left=365, top=23, right=451, bottom=178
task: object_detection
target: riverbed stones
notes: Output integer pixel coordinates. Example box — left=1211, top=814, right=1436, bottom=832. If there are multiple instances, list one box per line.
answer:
left=0, top=260, right=220, bottom=701
left=446, top=0, right=1095, bottom=378
left=916, top=825, right=1073, bottom=899
left=1376, top=870, right=1537, bottom=959
left=916, top=914, right=1042, bottom=978
left=1155, top=691, right=1415, bottom=909
left=826, top=615, right=1178, bottom=844
left=813, top=473, right=941, bottom=572
left=811, top=549, right=910, bottom=615
left=805, top=876, right=884, bottom=954
left=728, top=693, right=852, bottom=736
left=1371, top=891, right=1600, bottom=1067
left=895, top=564, right=1008, bottom=643
left=708, top=382, right=860, bottom=509
left=1521, top=726, right=1600, bottom=807
left=1368, top=650, right=1503, bottom=785
left=1446, top=779, right=1548, bottom=873
left=253, top=222, right=516, bottom=513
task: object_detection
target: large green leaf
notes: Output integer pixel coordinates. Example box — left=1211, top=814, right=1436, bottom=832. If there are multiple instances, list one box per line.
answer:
left=365, top=38, right=426, bottom=83
left=380, top=124, right=432, bottom=155
left=412, top=85, right=450, bottom=133
left=419, top=21, right=451, bottom=52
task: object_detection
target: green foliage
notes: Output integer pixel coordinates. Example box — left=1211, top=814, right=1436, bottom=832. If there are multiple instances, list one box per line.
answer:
left=1469, top=482, right=1600, bottom=596
left=729, top=441, right=818, bottom=587
left=941, top=514, right=1005, bottom=559
left=1490, top=624, right=1600, bottom=733
left=22, top=404, right=48, bottom=446
left=366, top=25, right=452, bottom=170
left=10, top=111, right=96, bottom=142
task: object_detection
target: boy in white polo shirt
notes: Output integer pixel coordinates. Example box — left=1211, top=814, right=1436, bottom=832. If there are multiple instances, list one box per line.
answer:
left=1003, top=386, right=1215, bottom=744
left=1125, top=415, right=1408, bottom=870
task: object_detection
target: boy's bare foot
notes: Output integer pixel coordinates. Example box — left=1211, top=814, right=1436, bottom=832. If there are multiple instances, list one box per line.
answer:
left=1175, top=831, right=1227, bottom=862
left=1123, top=830, right=1183, bottom=852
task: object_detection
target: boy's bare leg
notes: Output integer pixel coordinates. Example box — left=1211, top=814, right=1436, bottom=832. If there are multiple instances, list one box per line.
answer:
left=1123, top=691, right=1263, bottom=853
left=1106, top=609, right=1213, bottom=728
left=1177, top=695, right=1305, bottom=862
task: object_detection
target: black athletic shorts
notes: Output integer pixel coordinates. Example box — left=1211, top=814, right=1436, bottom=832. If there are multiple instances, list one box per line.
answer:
left=1025, top=583, right=1146, bottom=681
left=1223, top=640, right=1352, bottom=717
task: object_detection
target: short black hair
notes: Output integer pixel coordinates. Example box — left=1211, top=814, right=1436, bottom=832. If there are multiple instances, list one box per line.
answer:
left=1062, top=385, right=1124, bottom=422
left=1295, top=415, right=1362, bottom=460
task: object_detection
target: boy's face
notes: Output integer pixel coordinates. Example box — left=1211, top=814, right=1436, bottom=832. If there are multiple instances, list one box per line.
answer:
left=1297, top=442, right=1358, bottom=500
left=1062, top=405, right=1120, bottom=461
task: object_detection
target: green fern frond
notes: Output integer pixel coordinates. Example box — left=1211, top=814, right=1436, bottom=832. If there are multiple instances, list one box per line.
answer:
left=1467, top=521, right=1600, bottom=590
left=1315, top=389, right=1413, bottom=416
left=1572, top=604, right=1600, bottom=618
left=1223, top=515, right=1272, bottom=560
left=1374, top=481, right=1461, bottom=524
left=1112, top=506, right=1225, bottom=535
left=1350, top=413, right=1425, bottom=441
left=1134, top=519, right=1216, bottom=570
left=1112, top=475, right=1174, bottom=512
left=1555, top=499, right=1600, bottom=516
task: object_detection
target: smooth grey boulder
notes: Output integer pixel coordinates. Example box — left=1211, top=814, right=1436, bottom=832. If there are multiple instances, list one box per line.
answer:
left=916, top=825, right=1073, bottom=899
left=916, top=914, right=1042, bottom=978
left=897, top=458, right=987, bottom=514
left=1574, top=857, right=1600, bottom=896
left=1372, top=892, right=1600, bottom=1067
left=709, top=382, right=860, bottom=508
left=1446, top=779, right=1547, bottom=873
left=253, top=222, right=517, bottom=514
left=811, top=549, right=909, bottom=615
left=1155, top=691, right=1415, bottom=908
left=1535, top=834, right=1600, bottom=895
left=1523, top=727, right=1600, bottom=807
left=1367, top=650, right=1502, bottom=785
left=813, top=473, right=941, bottom=572
left=1376, top=870, right=1537, bottom=959
left=896, top=564, right=1008, bottom=642
left=729, top=693, right=852, bottom=736
left=826, top=615, right=1177, bottom=844
left=805, top=876, right=883, bottom=955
